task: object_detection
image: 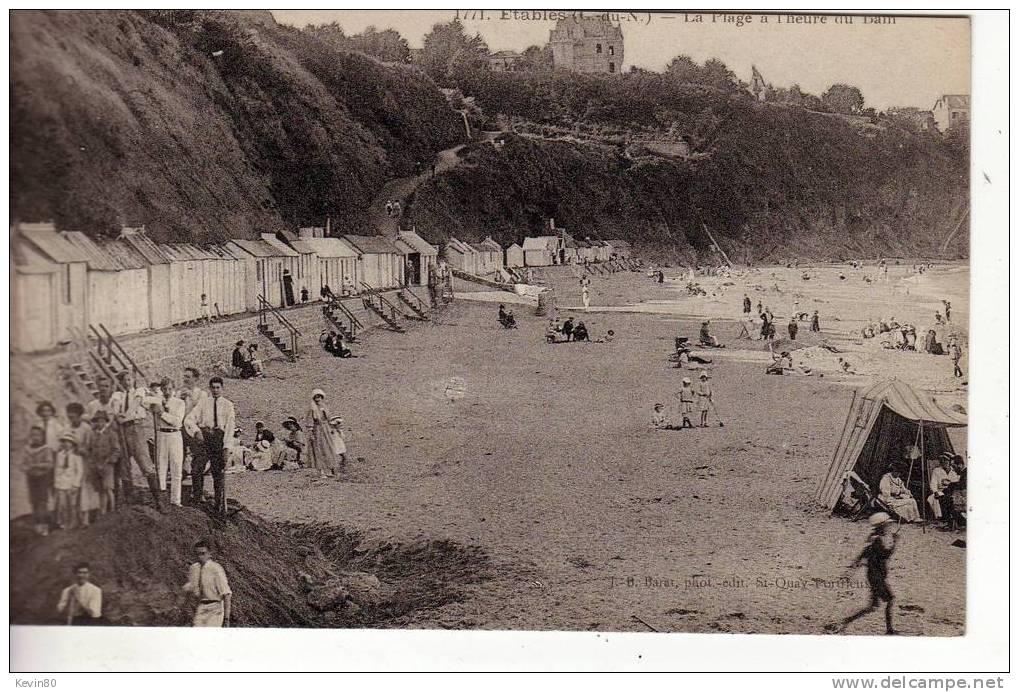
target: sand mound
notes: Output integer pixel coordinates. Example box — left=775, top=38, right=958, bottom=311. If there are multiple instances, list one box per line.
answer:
left=10, top=506, right=491, bottom=627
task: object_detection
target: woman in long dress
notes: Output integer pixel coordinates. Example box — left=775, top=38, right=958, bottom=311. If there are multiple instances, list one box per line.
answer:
left=878, top=468, right=921, bottom=522
left=306, top=389, right=338, bottom=476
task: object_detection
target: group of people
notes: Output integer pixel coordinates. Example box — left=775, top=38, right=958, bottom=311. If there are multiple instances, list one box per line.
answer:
left=741, top=294, right=821, bottom=342
left=232, top=394, right=348, bottom=476
left=231, top=341, right=264, bottom=379
left=652, top=371, right=715, bottom=430
left=321, top=331, right=354, bottom=358
left=545, top=316, right=605, bottom=343
left=383, top=199, right=403, bottom=218
left=22, top=368, right=238, bottom=531
left=55, top=540, right=234, bottom=627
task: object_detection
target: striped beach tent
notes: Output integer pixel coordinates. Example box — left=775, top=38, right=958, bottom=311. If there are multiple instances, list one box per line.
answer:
left=815, top=379, right=967, bottom=511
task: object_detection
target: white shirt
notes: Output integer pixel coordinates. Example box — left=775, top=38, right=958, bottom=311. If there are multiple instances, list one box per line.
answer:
left=929, top=466, right=960, bottom=495
left=180, top=386, right=208, bottom=417
left=58, top=582, right=102, bottom=618
left=118, top=387, right=153, bottom=423
left=184, top=395, right=235, bottom=441
left=155, top=396, right=186, bottom=431
left=184, top=560, right=232, bottom=602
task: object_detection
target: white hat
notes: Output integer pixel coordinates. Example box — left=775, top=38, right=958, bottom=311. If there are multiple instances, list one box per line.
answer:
left=682, top=378, right=691, bottom=385
left=869, top=512, right=892, bottom=527
left=311, top=388, right=326, bottom=399
left=329, top=416, right=343, bottom=425
left=258, top=440, right=272, bottom=451
left=699, top=372, right=708, bottom=379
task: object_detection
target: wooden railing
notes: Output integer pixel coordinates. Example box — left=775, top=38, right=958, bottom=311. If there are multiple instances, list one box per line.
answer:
left=360, top=282, right=403, bottom=322
left=328, top=297, right=364, bottom=340
left=257, top=295, right=301, bottom=356
left=89, top=323, right=148, bottom=383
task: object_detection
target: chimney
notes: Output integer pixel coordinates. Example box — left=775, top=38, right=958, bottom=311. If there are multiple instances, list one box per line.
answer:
left=325, top=216, right=331, bottom=237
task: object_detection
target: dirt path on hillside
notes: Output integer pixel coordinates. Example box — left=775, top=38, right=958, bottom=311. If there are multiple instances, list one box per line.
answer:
left=370, top=144, right=465, bottom=236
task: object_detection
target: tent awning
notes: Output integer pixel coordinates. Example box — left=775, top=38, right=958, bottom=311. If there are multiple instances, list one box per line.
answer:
left=860, top=380, right=967, bottom=427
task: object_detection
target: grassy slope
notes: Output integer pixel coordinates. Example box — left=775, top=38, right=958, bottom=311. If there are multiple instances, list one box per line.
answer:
left=10, top=10, right=461, bottom=242
left=407, top=72, right=968, bottom=262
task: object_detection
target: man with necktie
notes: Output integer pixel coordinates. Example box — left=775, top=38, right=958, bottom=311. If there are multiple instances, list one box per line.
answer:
left=182, top=541, right=232, bottom=626
left=114, top=370, right=162, bottom=510
left=184, top=377, right=235, bottom=515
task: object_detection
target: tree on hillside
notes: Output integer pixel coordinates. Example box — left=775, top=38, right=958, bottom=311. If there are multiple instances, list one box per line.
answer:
left=701, top=58, right=738, bottom=91
left=822, top=83, right=865, bottom=115
left=418, top=19, right=488, bottom=83
left=665, top=55, right=739, bottom=91
left=665, top=55, right=700, bottom=83
left=347, top=26, right=410, bottom=63
left=520, top=44, right=553, bottom=72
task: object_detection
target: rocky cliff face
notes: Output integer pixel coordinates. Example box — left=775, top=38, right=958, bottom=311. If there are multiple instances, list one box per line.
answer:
left=10, top=10, right=462, bottom=242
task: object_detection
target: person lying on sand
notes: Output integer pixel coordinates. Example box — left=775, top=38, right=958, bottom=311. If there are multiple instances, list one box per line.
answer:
left=766, top=350, right=794, bottom=375
left=498, top=304, right=517, bottom=329
left=699, top=321, right=724, bottom=348
left=595, top=329, right=615, bottom=344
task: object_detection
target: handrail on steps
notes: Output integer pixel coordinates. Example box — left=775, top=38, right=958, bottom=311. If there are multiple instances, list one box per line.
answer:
left=257, top=295, right=303, bottom=336
left=329, top=298, right=364, bottom=333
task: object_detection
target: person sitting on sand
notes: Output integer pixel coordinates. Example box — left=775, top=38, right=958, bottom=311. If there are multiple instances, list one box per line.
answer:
left=677, top=379, right=696, bottom=429
left=878, top=464, right=920, bottom=523
left=560, top=317, right=575, bottom=342
left=924, top=329, right=945, bottom=355
left=766, top=350, right=793, bottom=375
left=545, top=319, right=560, bottom=343
left=247, top=344, right=264, bottom=377
left=498, top=304, right=517, bottom=329
left=572, top=321, right=590, bottom=342
left=699, top=321, right=723, bottom=348
left=280, top=417, right=305, bottom=468
left=651, top=403, right=678, bottom=430
left=672, top=337, right=691, bottom=369
left=231, top=341, right=247, bottom=377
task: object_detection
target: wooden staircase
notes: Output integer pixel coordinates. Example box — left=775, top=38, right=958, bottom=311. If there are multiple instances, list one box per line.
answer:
left=257, top=295, right=301, bottom=361
left=322, top=298, right=363, bottom=342
left=396, top=288, right=429, bottom=320
left=360, top=282, right=405, bottom=333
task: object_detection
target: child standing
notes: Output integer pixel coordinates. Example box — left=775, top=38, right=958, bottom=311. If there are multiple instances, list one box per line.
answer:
left=86, top=410, right=121, bottom=515
left=22, top=426, right=55, bottom=535
left=65, top=403, right=96, bottom=526
left=832, top=512, right=900, bottom=635
left=53, top=432, right=83, bottom=530
left=696, top=372, right=713, bottom=428
left=678, top=378, right=696, bottom=429
left=328, top=415, right=348, bottom=472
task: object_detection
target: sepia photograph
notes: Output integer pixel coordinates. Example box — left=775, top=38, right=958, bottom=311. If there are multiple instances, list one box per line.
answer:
left=6, top=5, right=1008, bottom=676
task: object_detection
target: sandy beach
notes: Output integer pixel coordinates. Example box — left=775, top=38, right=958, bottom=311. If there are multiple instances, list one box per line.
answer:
left=223, top=264, right=967, bottom=634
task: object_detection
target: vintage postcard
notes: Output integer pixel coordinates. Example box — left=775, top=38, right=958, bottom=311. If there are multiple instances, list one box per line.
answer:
left=7, top=6, right=1006, bottom=674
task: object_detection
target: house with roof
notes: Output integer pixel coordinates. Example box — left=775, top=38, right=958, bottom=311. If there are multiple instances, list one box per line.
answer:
left=393, top=230, right=439, bottom=286
left=472, top=237, right=504, bottom=275
left=342, top=234, right=404, bottom=290
left=932, top=94, right=970, bottom=132
left=488, top=50, right=525, bottom=72
left=11, top=223, right=90, bottom=350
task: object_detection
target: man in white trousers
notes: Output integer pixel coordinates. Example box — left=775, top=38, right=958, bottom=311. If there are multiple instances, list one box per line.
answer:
left=152, top=378, right=186, bottom=506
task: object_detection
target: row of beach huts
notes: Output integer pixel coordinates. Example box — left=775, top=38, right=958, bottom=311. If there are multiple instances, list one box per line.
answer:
left=10, top=222, right=632, bottom=353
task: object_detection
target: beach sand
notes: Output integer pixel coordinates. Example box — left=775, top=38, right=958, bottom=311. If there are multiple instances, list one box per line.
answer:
left=227, top=264, right=967, bottom=635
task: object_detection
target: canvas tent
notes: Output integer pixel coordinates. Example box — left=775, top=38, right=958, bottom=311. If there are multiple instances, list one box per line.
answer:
left=815, top=380, right=967, bottom=513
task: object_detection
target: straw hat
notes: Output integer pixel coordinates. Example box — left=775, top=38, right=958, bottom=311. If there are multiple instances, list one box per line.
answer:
left=869, top=512, right=892, bottom=528
left=699, top=372, right=708, bottom=379
left=59, top=431, right=77, bottom=444
left=258, top=440, right=271, bottom=451
left=329, top=416, right=344, bottom=426
left=682, top=378, right=691, bottom=385
left=311, top=388, right=326, bottom=399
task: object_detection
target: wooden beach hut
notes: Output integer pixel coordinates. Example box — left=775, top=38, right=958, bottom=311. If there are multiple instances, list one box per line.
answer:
left=444, top=237, right=480, bottom=275
left=275, top=230, right=321, bottom=301
left=225, top=238, right=290, bottom=309
left=161, top=243, right=217, bottom=324
left=296, top=236, right=360, bottom=297
left=259, top=232, right=303, bottom=306
left=342, top=235, right=404, bottom=290
left=394, top=230, right=439, bottom=286
left=505, top=242, right=525, bottom=269
left=62, top=231, right=150, bottom=336
left=522, top=236, right=557, bottom=266
left=11, top=223, right=89, bottom=348
left=206, top=244, right=248, bottom=317
left=119, top=228, right=173, bottom=330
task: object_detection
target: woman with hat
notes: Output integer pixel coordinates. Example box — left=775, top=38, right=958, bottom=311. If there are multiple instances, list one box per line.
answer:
left=306, top=389, right=339, bottom=476
left=696, top=371, right=712, bottom=428
left=831, top=512, right=899, bottom=635
left=36, top=400, right=63, bottom=452
left=281, top=417, right=305, bottom=468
